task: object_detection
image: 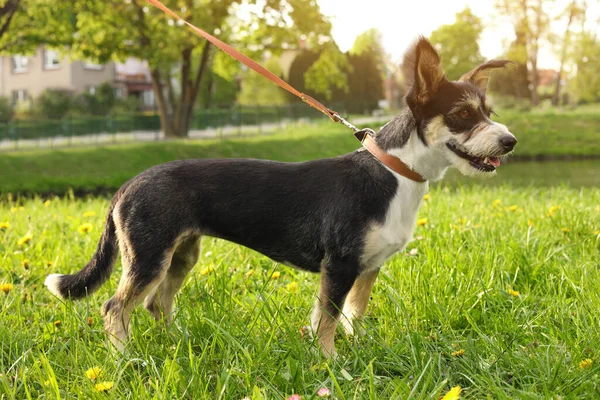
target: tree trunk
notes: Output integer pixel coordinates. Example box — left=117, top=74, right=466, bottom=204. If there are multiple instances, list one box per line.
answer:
left=552, top=3, right=577, bottom=106
left=150, top=68, right=178, bottom=137
left=148, top=42, right=211, bottom=138
left=529, top=0, right=544, bottom=106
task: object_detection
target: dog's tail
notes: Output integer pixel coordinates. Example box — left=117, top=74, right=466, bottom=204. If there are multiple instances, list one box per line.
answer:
left=44, top=193, right=122, bottom=300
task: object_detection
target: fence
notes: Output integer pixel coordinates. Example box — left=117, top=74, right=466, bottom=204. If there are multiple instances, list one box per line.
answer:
left=0, top=102, right=372, bottom=143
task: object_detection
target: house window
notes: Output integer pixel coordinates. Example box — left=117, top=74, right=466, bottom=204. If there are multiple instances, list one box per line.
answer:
left=12, top=89, right=28, bottom=105
left=87, top=86, right=96, bottom=95
left=142, top=90, right=155, bottom=107
left=83, top=62, right=103, bottom=70
left=114, top=87, right=124, bottom=98
left=12, top=56, right=29, bottom=73
left=43, top=49, right=60, bottom=69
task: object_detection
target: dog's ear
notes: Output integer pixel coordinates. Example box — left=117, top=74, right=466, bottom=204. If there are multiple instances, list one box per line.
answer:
left=402, top=37, right=446, bottom=105
left=459, top=60, right=512, bottom=93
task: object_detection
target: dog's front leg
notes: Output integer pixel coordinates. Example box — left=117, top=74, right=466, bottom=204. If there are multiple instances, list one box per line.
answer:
left=340, top=268, right=379, bottom=336
left=311, top=258, right=358, bottom=357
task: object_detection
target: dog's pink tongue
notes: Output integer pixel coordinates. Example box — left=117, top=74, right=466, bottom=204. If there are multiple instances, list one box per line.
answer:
left=489, top=157, right=501, bottom=167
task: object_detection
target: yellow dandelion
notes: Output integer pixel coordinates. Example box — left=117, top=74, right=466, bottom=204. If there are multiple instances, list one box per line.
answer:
left=561, top=227, right=570, bottom=233
left=492, top=199, right=501, bottom=206
left=94, top=381, right=114, bottom=392
left=456, top=218, right=467, bottom=225
left=0, top=221, right=10, bottom=230
left=579, top=359, right=593, bottom=369
left=66, top=216, right=73, bottom=220
left=451, top=349, right=465, bottom=357
left=43, top=199, right=51, bottom=207
left=83, top=211, right=96, bottom=218
left=77, top=223, right=93, bottom=234
left=10, top=207, right=17, bottom=212
left=22, top=259, right=29, bottom=269
left=200, top=266, right=214, bottom=276
left=547, top=205, right=561, bottom=217
left=245, top=269, right=255, bottom=277
left=53, top=320, right=61, bottom=328
left=0, top=283, right=14, bottom=294
left=271, top=271, right=281, bottom=280
left=286, top=282, right=299, bottom=293
left=527, top=220, right=535, bottom=227
left=17, top=232, right=33, bottom=246
left=595, top=230, right=600, bottom=235
left=417, top=218, right=428, bottom=226
left=19, top=206, right=24, bottom=211
left=508, top=205, right=518, bottom=211
left=507, top=289, right=520, bottom=297
left=441, top=386, right=462, bottom=400
left=423, top=194, right=430, bottom=201
left=85, top=366, right=103, bottom=380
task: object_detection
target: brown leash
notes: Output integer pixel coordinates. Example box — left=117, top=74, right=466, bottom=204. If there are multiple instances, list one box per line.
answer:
left=145, top=0, right=426, bottom=183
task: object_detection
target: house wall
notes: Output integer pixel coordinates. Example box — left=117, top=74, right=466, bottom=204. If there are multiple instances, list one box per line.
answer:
left=70, top=61, right=115, bottom=93
left=0, top=47, right=72, bottom=99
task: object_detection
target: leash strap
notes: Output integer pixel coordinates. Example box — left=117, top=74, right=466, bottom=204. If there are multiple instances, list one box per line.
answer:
left=144, top=0, right=427, bottom=183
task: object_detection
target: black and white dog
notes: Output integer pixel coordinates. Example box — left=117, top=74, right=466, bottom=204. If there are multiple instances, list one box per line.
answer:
left=45, top=38, right=516, bottom=356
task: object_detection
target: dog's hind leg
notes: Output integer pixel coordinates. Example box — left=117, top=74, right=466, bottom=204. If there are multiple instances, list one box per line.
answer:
left=101, top=215, right=175, bottom=351
left=144, top=235, right=201, bottom=323
left=340, top=268, right=379, bottom=336
left=311, top=258, right=358, bottom=357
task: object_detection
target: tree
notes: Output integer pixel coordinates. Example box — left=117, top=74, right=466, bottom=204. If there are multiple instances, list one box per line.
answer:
left=0, top=0, right=74, bottom=53
left=571, top=32, right=600, bottom=103
left=304, top=42, right=350, bottom=100
left=429, top=7, right=485, bottom=80
left=551, top=0, right=585, bottom=105
left=488, top=31, right=531, bottom=100
left=347, top=29, right=385, bottom=113
left=495, top=0, right=552, bottom=105
left=238, top=57, right=287, bottom=105
left=71, top=0, right=332, bottom=137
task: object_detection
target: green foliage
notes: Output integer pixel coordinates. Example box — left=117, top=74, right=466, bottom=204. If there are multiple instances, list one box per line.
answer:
left=305, top=43, right=350, bottom=100
left=0, top=0, right=74, bottom=54
left=429, top=7, right=485, bottom=80
left=570, top=33, right=600, bottom=103
left=0, top=95, right=13, bottom=122
left=351, top=28, right=385, bottom=68
left=238, top=58, right=287, bottom=106
left=36, top=89, right=71, bottom=120
left=347, top=30, right=385, bottom=113
left=111, top=96, right=140, bottom=115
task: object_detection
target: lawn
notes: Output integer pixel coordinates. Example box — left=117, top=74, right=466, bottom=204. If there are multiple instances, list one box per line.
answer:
left=1, top=105, right=599, bottom=195
left=1, top=186, right=599, bottom=398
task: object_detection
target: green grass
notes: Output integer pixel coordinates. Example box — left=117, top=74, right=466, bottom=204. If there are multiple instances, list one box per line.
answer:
left=1, top=105, right=599, bottom=195
left=1, top=186, right=600, bottom=398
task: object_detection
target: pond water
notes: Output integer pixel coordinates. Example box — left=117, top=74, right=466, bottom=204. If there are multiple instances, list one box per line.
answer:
left=437, top=160, right=600, bottom=188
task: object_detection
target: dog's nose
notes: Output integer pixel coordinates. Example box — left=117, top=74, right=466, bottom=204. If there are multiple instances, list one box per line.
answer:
left=500, top=135, right=517, bottom=152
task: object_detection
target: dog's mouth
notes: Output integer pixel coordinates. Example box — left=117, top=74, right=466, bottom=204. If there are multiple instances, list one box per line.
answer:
left=446, top=142, right=501, bottom=172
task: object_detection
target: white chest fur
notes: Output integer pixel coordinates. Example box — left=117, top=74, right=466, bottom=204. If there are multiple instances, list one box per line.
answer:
left=360, top=177, right=428, bottom=271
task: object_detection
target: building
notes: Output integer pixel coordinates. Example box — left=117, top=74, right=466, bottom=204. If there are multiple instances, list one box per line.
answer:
left=0, top=46, right=155, bottom=109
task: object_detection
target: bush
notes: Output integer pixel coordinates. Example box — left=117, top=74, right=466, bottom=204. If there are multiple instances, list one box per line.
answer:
left=37, top=89, right=72, bottom=119
left=111, top=96, right=140, bottom=115
left=0, top=96, right=13, bottom=122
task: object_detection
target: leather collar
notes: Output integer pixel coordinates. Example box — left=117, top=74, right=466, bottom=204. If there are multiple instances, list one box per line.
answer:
left=354, top=129, right=427, bottom=183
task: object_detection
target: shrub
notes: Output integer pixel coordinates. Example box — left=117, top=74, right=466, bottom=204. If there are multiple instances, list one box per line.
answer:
left=37, top=89, right=72, bottom=119
left=0, top=96, right=13, bottom=122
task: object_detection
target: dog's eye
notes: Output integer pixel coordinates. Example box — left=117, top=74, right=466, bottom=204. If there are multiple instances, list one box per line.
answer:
left=459, top=109, right=472, bottom=119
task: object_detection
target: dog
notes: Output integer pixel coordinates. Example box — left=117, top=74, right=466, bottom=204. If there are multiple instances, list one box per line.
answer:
left=44, top=37, right=516, bottom=357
